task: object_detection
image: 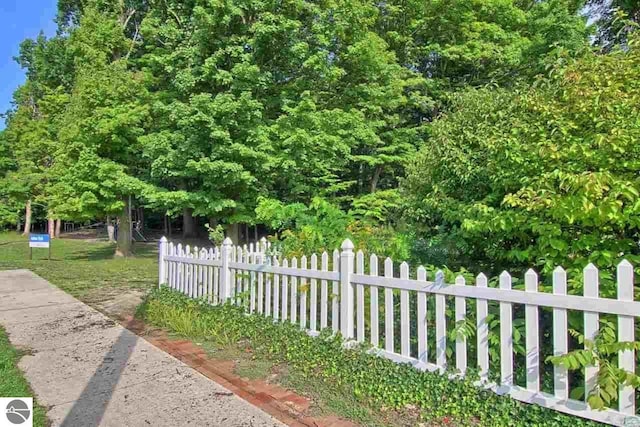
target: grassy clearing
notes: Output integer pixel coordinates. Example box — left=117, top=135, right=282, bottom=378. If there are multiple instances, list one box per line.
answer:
left=0, top=232, right=157, bottom=303
left=0, top=326, right=48, bottom=426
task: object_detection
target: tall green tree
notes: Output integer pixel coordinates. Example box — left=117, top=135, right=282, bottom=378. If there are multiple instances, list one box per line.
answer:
left=402, top=32, right=640, bottom=282
left=49, top=6, right=154, bottom=256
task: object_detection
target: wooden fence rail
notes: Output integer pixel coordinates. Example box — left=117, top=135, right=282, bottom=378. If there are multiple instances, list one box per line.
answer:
left=157, top=237, right=639, bottom=426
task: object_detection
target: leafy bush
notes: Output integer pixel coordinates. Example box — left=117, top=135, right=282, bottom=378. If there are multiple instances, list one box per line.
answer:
left=255, top=196, right=411, bottom=260
left=141, top=288, right=602, bottom=426
left=402, top=31, right=640, bottom=285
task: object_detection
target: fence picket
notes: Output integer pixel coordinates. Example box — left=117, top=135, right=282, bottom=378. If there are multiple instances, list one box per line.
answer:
left=177, top=244, right=183, bottom=293
left=525, top=269, right=540, bottom=392
left=230, top=246, right=237, bottom=303
left=384, top=258, right=394, bottom=353
left=291, top=257, right=298, bottom=324
left=417, top=266, right=427, bottom=363
left=258, top=252, right=265, bottom=314
left=356, top=250, right=365, bottom=342
left=310, top=254, right=318, bottom=332
left=583, top=263, right=599, bottom=400
left=221, top=239, right=232, bottom=301
left=201, top=248, right=208, bottom=301
left=265, top=254, right=272, bottom=317
left=552, top=266, right=568, bottom=399
left=321, top=252, right=329, bottom=329
left=194, top=246, right=201, bottom=298
left=207, top=248, right=214, bottom=302
left=200, top=248, right=208, bottom=298
left=616, top=260, right=635, bottom=414
left=273, top=257, right=280, bottom=320
left=339, top=240, right=355, bottom=339
left=476, top=273, right=489, bottom=382
left=213, top=247, right=220, bottom=304
left=171, top=243, right=178, bottom=289
left=500, top=271, right=514, bottom=386
left=332, top=249, right=340, bottom=332
left=435, top=270, right=446, bottom=369
left=282, top=258, right=289, bottom=321
left=185, top=245, right=191, bottom=296
left=300, top=255, right=307, bottom=329
left=249, top=251, right=257, bottom=314
left=400, top=262, right=410, bottom=357
left=191, top=246, right=198, bottom=298
left=455, top=275, right=467, bottom=374
left=167, top=242, right=174, bottom=288
left=370, top=254, right=379, bottom=348
left=247, top=249, right=254, bottom=311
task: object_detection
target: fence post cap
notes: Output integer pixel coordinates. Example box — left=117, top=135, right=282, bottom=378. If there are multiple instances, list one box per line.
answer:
left=618, top=259, right=633, bottom=268
left=159, top=236, right=168, bottom=243
left=341, top=238, right=354, bottom=250
left=584, top=262, right=598, bottom=272
left=222, top=237, right=233, bottom=246
left=260, top=236, right=267, bottom=243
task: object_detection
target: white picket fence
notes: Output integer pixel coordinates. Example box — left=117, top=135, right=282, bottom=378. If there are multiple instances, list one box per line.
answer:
left=157, top=237, right=639, bottom=426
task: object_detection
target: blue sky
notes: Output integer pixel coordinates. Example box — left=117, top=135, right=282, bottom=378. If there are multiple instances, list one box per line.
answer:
left=0, top=0, right=58, bottom=129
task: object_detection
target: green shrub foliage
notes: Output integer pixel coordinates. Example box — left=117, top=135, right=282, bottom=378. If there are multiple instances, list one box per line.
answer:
left=141, top=288, right=602, bottom=426
left=402, top=32, right=640, bottom=279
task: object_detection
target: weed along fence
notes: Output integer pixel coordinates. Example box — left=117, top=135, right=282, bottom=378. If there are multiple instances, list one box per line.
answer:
left=157, top=237, right=639, bottom=426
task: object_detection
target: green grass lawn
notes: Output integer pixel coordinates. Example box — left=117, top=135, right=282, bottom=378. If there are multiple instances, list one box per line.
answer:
left=0, top=326, right=48, bottom=426
left=0, top=232, right=158, bottom=303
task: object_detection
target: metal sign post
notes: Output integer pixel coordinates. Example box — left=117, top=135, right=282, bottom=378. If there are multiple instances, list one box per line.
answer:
left=29, top=234, right=51, bottom=260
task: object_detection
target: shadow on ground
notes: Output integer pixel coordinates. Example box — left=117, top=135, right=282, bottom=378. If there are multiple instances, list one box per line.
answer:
left=60, top=320, right=139, bottom=427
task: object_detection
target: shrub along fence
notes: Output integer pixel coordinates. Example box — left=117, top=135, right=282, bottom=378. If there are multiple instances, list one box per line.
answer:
left=157, top=237, right=639, bottom=426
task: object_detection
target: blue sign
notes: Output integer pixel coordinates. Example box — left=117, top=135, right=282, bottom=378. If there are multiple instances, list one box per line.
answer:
left=29, top=234, right=50, bottom=248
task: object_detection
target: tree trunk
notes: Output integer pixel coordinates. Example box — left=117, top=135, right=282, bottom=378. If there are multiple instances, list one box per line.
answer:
left=183, top=208, right=196, bottom=238
left=370, top=165, right=383, bottom=193
left=115, top=196, right=133, bottom=257
left=225, top=223, right=240, bottom=245
left=22, top=200, right=32, bottom=236
left=55, top=219, right=61, bottom=238
left=48, top=217, right=55, bottom=239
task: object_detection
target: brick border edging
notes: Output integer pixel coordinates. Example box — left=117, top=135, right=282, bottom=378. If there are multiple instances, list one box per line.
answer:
left=121, top=317, right=356, bottom=427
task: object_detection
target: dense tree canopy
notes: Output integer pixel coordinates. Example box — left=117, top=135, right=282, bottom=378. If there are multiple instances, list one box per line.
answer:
left=3, top=0, right=634, bottom=270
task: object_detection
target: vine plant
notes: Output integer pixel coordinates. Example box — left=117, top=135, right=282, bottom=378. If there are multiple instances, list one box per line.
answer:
left=546, top=320, right=640, bottom=410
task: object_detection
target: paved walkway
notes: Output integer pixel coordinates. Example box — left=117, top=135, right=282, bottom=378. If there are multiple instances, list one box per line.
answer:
left=0, top=270, right=285, bottom=427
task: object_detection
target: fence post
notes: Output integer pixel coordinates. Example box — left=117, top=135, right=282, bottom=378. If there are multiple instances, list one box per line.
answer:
left=340, top=238, right=355, bottom=339
left=220, top=237, right=233, bottom=302
left=158, top=236, right=168, bottom=288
